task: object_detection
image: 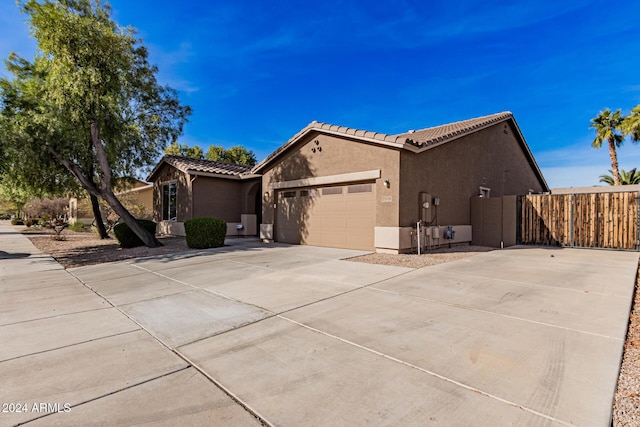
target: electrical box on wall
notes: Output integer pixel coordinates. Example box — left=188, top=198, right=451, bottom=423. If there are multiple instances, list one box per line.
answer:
left=419, top=192, right=431, bottom=222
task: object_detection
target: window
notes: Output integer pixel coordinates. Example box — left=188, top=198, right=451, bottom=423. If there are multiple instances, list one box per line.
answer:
left=322, top=187, right=343, bottom=195
left=348, top=184, right=373, bottom=193
left=282, top=191, right=296, bottom=198
left=162, top=183, right=177, bottom=221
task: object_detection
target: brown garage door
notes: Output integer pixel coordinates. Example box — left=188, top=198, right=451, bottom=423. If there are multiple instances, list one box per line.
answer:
left=276, top=183, right=375, bottom=250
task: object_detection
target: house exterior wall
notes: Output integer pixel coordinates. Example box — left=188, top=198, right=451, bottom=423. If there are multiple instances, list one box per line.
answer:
left=151, top=162, right=261, bottom=236
left=191, top=176, right=260, bottom=222
left=136, top=187, right=153, bottom=212
left=261, top=132, right=401, bottom=227
left=152, top=163, right=191, bottom=222
left=398, top=122, right=545, bottom=227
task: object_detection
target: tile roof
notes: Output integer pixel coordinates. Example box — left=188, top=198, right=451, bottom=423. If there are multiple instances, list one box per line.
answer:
left=147, top=155, right=254, bottom=181
left=252, top=111, right=514, bottom=173
left=393, top=112, right=513, bottom=147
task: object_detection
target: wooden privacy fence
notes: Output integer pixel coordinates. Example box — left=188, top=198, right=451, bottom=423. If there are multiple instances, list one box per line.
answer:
left=520, top=192, right=639, bottom=250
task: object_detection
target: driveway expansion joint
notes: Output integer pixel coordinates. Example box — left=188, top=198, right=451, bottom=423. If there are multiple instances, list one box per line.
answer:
left=13, top=366, right=191, bottom=427
left=66, top=265, right=273, bottom=426
left=277, top=314, right=575, bottom=427
left=367, top=286, right=625, bottom=341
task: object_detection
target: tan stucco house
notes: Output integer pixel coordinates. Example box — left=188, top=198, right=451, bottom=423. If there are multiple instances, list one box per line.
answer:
left=147, top=112, right=548, bottom=252
left=69, top=178, right=153, bottom=225
left=253, top=112, right=548, bottom=253
left=146, top=155, right=261, bottom=236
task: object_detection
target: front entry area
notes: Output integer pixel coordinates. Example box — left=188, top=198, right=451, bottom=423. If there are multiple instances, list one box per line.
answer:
left=275, top=182, right=375, bottom=250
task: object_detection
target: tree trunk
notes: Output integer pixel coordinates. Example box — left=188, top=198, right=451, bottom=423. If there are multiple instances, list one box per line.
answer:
left=609, top=137, right=622, bottom=186
left=102, top=186, right=162, bottom=247
left=87, top=163, right=109, bottom=239
left=90, top=193, right=109, bottom=239
left=90, top=122, right=161, bottom=248
left=47, top=129, right=161, bottom=248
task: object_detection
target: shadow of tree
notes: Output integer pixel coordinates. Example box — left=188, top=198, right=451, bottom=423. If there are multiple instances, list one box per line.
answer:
left=267, top=147, right=316, bottom=244
left=0, top=251, right=31, bottom=259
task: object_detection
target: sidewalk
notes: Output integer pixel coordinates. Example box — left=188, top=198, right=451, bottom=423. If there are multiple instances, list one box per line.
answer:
left=0, top=221, right=259, bottom=426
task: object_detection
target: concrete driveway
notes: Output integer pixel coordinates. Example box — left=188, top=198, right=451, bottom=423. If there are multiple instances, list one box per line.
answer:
left=1, top=223, right=638, bottom=426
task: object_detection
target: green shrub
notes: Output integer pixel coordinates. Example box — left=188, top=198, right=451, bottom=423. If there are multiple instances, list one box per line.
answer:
left=113, top=219, right=157, bottom=248
left=11, top=218, right=24, bottom=225
left=184, top=217, right=226, bottom=249
left=69, top=220, right=84, bottom=232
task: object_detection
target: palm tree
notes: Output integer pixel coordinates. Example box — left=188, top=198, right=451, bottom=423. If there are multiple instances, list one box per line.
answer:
left=590, top=109, right=625, bottom=186
left=622, top=105, right=640, bottom=142
left=599, top=168, right=640, bottom=185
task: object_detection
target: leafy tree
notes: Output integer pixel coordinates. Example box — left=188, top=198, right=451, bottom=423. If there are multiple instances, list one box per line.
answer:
left=599, top=168, right=640, bottom=185
left=206, top=144, right=257, bottom=166
left=224, top=145, right=257, bottom=166
left=205, top=145, right=225, bottom=162
left=590, top=109, right=625, bottom=186
left=0, top=0, right=191, bottom=247
left=165, top=142, right=204, bottom=159
left=0, top=177, right=32, bottom=217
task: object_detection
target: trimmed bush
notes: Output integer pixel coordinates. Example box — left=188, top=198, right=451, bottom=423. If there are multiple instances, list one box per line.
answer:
left=184, top=217, right=226, bottom=249
left=113, top=219, right=157, bottom=248
left=69, top=220, right=84, bottom=232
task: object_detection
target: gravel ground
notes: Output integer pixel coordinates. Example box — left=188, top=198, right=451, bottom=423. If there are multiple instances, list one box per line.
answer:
left=24, top=229, right=191, bottom=268
left=21, top=229, right=640, bottom=423
left=614, top=267, right=640, bottom=426
left=346, top=244, right=495, bottom=268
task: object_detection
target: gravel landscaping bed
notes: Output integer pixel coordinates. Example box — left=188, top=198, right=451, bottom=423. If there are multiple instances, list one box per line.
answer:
left=25, top=230, right=191, bottom=268
left=346, top=244, right=495, bottom=268
left=614, top=266, right=640, bottom=426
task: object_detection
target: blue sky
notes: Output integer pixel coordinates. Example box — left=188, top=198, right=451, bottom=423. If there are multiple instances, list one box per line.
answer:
left=2, top=0, right=640, bottom=188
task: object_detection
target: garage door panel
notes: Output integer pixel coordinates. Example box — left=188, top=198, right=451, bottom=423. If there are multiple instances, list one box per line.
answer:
left=276, top=183, right=375, bottom=251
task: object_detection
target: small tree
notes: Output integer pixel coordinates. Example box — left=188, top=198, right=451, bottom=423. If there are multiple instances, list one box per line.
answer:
left=590, top=109, right=626, bottom=186
left=23, top=196, right=69, bottom=219
left=599, top=168, right=640, bottom=186
left=0, top=1, right=191, bottom=247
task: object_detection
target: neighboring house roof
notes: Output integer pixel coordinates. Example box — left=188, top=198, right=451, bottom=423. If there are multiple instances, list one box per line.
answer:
left=552, top=185, right=640, bottom=194
left=147, top=155, right=258, bottom=181
left=252, top=112, right=548, bottom=191
left=115, top=184, right=153, bottom=196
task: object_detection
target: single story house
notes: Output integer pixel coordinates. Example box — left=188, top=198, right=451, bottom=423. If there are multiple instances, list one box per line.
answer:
left=253, top=112, right=549, bottom=253
left=146, top=155, right=261, bottom=236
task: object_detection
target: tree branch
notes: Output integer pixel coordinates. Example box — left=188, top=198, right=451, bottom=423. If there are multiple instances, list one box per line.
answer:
left=47, top=146, right=102, bottom=198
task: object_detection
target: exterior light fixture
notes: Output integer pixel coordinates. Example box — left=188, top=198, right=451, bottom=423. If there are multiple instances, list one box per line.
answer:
left=264, top=191, right=270, bottom=202
left=384, top=179, right=390, bottom=188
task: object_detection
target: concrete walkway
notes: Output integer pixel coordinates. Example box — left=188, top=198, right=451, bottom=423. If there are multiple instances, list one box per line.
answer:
left=1, top=221, right=637, bottom=426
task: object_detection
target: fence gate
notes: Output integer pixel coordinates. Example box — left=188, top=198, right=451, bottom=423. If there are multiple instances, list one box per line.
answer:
left=520, top=192, right=639, bottom=250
